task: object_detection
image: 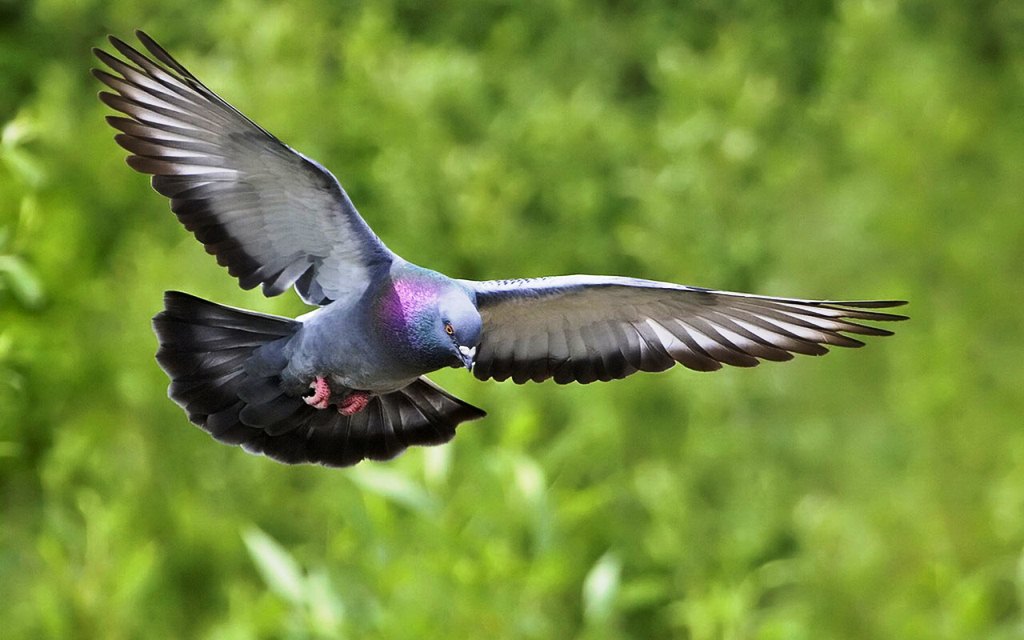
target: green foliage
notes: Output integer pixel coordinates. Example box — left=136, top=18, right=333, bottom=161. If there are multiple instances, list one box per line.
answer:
left=2, top=0, right=1023, bottom=638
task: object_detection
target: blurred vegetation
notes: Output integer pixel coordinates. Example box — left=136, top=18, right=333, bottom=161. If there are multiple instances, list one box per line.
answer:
left=1, top=0, right=1023, bottom=638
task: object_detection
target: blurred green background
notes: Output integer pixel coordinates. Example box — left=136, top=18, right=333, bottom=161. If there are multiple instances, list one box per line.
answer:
left=2, top=0, right=1023, bottom=638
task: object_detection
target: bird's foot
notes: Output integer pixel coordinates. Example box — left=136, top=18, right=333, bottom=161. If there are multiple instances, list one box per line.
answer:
left=303, top=376, right=331, bottom=410
left=338, top=391, right=371, bottom=416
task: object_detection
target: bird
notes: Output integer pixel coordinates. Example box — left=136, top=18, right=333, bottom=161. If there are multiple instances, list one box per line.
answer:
left=93, top=31, right=907, bottom=467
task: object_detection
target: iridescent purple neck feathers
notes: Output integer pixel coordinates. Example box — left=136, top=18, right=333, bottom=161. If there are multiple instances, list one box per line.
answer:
left=375, top=272, right=443, bottom=330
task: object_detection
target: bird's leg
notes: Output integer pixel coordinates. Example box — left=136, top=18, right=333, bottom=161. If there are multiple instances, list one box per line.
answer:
left=303, top=376, right=331, bottom=410
left=338, top=391, right=371, bottom=416
left=303, top=376, right=370, bottom=415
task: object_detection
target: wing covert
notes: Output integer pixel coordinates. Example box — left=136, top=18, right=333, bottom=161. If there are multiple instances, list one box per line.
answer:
left=94, top=31, right=394, bottom=305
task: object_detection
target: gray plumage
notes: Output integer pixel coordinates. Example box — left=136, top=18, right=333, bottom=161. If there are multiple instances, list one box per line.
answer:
left=95, top=32, right=907, bottom=467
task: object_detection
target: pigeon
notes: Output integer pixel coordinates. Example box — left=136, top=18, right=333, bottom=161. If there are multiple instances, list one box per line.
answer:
left=93, top=32, right=908, bottom=467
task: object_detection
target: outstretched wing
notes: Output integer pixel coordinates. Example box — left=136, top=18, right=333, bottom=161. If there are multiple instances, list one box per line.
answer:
left=94, top=31, right=394, bottom=305
left=464, top=275, right=907, bottom=384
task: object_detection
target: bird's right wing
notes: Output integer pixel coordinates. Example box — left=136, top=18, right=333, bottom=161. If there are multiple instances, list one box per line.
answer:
left=464, top=275, right=907, bottom=384
left=94, top=31, right=394, bottom=305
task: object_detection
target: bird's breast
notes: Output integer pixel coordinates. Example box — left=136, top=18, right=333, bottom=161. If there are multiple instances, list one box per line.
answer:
left=284, top=304, right=422, bottom=393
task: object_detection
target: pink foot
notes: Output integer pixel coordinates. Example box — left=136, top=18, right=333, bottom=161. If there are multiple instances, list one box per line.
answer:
left=304, top=376, right=331, bottom=410
left=338, top=391, right=371, bottom=416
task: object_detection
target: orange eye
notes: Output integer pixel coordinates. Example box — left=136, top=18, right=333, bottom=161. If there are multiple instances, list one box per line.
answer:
left=445, top=323, right=455, bottom=336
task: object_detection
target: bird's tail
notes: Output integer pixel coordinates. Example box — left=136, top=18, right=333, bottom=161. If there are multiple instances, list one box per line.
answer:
left=153, top=291, right=485, bottom=467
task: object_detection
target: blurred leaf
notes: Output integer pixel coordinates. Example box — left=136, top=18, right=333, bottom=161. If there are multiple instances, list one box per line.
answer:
left=0, top=148, right=45, bottom=188
left=512, top=453, right=546, bottom=505
left=0, top=255, right=44, bottom=308
left=421, top=444, right=452, bottom=489
left=583, top=552, right=621, bottom=626
left=242, top=526, right=304, bottom=605
left=1, top=114, right=36, bottom=147
left=347, top=466, right=437, bottom=513
left=1, top=114, right=44, bottom=187
left=306, top=569, right=345, bottom=636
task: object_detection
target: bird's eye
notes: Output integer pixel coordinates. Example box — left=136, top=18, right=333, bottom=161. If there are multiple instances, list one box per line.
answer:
left=445, top=322, right=455, bottom=336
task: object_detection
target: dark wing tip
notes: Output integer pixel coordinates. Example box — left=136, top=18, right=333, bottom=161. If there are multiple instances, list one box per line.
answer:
left=135, top=30, right=159, bottom=50
left=91, top=47, right=121, bottom=71
left=96, top=90, right=122, bottom=111
left=107, top=33, right=140, bottom=59
left=135, top=30, right=196, bottom=80
left=863, top=326, right=895, bottom=337
left=829, top=299, right=909, bottom=318
left=811, top=299, right=908, bottom=308
left=846, top=300, right=909, bottom=308
left=815, top=300, right=909, bottom=323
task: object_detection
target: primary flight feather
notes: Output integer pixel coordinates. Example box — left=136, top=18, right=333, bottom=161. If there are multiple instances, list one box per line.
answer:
left=94, top=32, right=907, bottom=467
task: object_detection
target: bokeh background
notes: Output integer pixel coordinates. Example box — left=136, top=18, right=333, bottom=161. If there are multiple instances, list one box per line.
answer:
left=2, top=0, right=1023, bottom=638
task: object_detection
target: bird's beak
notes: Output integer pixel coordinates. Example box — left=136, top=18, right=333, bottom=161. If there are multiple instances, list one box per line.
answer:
left=458, top=345, right=476, bottom=371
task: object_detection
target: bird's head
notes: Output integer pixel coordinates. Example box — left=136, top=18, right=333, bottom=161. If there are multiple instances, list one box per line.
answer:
left=437, top=288, right=482, bottom=370
left=375, top=271, right=482, bottom=373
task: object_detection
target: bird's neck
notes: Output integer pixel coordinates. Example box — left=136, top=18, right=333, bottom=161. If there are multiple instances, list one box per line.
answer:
left=370, top=269, right=451, bottom=370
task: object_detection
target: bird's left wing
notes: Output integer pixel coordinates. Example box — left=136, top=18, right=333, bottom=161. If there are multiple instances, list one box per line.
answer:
left=93, top=31, right=395, bottom=305
left=462, top=276, right=907, bottom=384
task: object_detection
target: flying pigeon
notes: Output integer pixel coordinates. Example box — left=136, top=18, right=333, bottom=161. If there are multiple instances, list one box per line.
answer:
left=93, top=32, right=907, bottom=467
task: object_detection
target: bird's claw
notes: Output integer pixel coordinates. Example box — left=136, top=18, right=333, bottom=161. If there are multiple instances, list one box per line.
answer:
left=303, top=376, right=331, bottom=410
left=303, top=376, right=370, bottom=416
left=339, top=391, right=371, bottom=416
